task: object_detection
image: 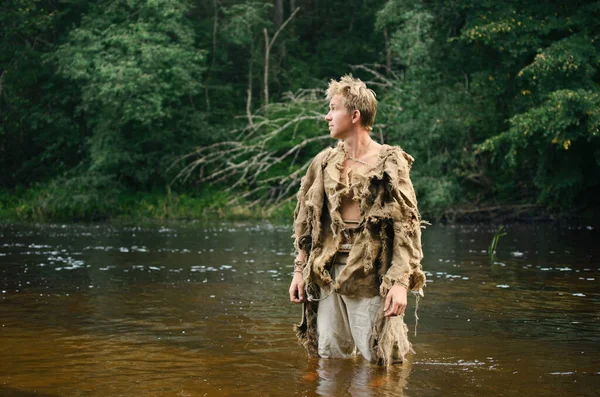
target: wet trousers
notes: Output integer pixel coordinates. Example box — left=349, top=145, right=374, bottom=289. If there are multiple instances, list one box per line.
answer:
left=317, top=262, right=382, bottom=362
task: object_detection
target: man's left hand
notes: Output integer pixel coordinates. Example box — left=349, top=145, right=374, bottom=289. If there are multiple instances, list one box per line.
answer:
left=384, top=284, right=408, bottom=317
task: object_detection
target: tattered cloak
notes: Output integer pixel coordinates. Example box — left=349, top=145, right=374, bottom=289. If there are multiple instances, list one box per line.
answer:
left=292, top=141, right=426, bottom=366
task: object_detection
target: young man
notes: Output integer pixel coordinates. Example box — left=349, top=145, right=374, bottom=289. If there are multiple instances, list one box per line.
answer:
left=289, top=75, right=426, bottom=365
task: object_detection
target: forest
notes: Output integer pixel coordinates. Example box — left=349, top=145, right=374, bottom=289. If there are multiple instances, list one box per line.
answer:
left=1, top=0, right=599, bottom=222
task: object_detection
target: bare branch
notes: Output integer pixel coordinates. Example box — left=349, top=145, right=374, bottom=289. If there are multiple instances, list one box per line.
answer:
left=172, top=87, right=332, bottom=206
left=269, top=7, right=300, bottom=52
left=264, top=7, right=300, bottom=106
left=264, top=28, right=270, bottom=107
left=246, top=60, right=254, bottom=129
left=349, top=64, right=394, bottom=87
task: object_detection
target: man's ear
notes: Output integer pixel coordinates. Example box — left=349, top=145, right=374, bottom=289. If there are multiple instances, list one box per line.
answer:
left=352, top=109, right=361, bottom=124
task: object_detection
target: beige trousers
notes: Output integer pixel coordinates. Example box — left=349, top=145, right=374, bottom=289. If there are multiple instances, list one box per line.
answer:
left=317, top=264, right=382, bottom=362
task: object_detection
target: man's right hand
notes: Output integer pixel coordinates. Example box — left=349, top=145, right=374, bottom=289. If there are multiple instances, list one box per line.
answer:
left=289, top=272, right=305, bottom=303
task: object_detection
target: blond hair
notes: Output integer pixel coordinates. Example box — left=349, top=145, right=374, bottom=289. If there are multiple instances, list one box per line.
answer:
left=326, top=75, right=377, bottom=131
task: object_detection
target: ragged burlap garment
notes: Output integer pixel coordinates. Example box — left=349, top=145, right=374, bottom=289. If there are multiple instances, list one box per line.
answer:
left=292, top=141, right=426, bottom=366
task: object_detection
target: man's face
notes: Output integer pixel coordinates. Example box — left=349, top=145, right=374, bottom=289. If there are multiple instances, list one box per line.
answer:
left=325, top=94, right=353, bottom=139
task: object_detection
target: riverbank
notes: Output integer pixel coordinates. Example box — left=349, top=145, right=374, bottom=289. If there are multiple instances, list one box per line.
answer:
left=1, top=188, right=597, bottom=225
left=0, top=188, right=294, bottom=223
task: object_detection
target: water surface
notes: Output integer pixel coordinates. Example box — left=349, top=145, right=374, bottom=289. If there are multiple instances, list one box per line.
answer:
left=1, top=222, right=598, bottom=396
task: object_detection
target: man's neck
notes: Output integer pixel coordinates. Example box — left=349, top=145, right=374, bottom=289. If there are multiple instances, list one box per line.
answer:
left=343, top=130, right=373, bottom=159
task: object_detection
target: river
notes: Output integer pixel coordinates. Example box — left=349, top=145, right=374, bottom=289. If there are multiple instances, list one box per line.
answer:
left=0, top=222, right=598, bottom=396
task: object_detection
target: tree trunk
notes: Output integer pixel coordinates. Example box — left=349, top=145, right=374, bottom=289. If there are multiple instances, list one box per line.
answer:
left=274, top=0, right=286, bottom=74
left=205, top=0, right=219, bottom=111
left=264, top=28, right=270, bottom=107
left=263, top=7, right=300, bottom=108
left=384, top=27, right=391, bottom=72
left=247, top=59, right=254, bottom=129
left=274, top=0, right=284, bottom=28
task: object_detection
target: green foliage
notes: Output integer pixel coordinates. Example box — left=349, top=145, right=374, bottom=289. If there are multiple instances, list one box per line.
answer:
left=376, top=1, right=433, bottom=68
left=0, top=0, right=83, bottom=187
left=2, top=0, right=599, bottom=221
left=479, top=89, right=600, bottom=208
left=375, top=1, right=474, bottom=217
left=3, top=173, right=121, bottom=221
left=221, top=2, right=272, bottom=47
left=377, top=0, right=600, bottom=215
left=53, top=0, right=208, bottom=187
left=460, top=1, right=600, bottom=209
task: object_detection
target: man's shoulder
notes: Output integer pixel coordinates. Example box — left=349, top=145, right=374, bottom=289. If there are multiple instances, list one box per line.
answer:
left=316, top=145, right=336, bottom=158
left=311, top=144, right=338, bottom=166
left=381, top=144, right=415, bottom=168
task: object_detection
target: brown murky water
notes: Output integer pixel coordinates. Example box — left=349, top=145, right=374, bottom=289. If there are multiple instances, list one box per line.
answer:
left=0, top=222, right=598, bottom=396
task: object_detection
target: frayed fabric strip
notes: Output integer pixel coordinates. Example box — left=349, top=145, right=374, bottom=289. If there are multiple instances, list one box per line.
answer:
left=413, top=291, right=421, bottom=337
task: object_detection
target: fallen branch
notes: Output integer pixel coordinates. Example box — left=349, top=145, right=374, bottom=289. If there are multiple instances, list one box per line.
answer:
left=349, top=64, right=394, bottom=87
left=171, top=89, right=331, bottom=207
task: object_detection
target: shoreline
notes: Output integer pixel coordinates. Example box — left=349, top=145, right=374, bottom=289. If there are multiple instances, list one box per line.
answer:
left=1, top=192, right=598, bottom=226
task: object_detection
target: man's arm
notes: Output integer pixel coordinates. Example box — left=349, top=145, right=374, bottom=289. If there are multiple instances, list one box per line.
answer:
left=289, top=148, right=330, bottom=304
left=381, top=149, right=425, bottom=316
left=289, top=250, right=306, bottom=303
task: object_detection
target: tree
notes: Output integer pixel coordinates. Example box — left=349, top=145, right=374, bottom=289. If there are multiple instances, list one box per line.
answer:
left=376, top=0, right=600, bottom=215
left=0, top=0, right=83, bottom=187
left=54, top=0, right=208, bottom=188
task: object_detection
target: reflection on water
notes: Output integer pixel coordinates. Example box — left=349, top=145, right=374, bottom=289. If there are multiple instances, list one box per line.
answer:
left=306, top=358, right=411, bottom=397
left=0, top=222, right=598, bottom=396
